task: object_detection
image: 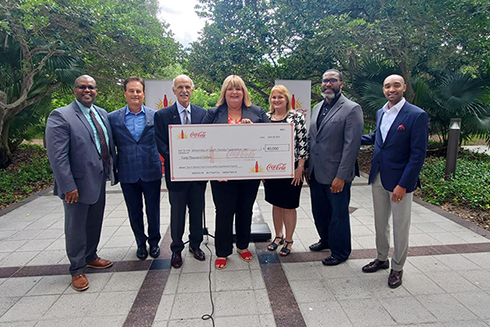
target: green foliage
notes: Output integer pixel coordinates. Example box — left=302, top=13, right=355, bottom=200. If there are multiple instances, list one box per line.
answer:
left=189, top=88, right=220, bottom=109
left=190, top=0, right=490, bottom=112
left=0, top=144, right=53, bottom=207
left=0, top=0, right=182, bottom=167
left=420, top=152, right=490, bottom=210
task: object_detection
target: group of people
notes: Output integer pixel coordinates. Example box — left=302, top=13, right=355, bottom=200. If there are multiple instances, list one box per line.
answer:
left=45, top=69, right=428, bottom=292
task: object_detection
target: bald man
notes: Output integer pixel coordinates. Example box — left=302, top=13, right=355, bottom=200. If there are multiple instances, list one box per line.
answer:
left=46, top=75, right=116, bottom=291
left=154, top=75, right=207, bottom=269
left=361, top=74, right=429, bottom=288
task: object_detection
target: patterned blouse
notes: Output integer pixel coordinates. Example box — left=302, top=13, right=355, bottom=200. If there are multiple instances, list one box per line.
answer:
left=267, top=111, right=309, bottom=162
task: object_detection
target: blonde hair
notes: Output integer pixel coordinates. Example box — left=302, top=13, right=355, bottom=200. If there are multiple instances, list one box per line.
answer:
left=269, top=85, right=293, bottom=114
left=216, top=75, right=252, bottom=107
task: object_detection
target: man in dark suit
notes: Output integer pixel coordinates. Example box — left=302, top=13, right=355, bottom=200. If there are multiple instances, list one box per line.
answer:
left=154, top=75, right=207, bottom=268
left=361, top=74, right=429, bottom=288
left=108, top=76, right=162, bottom=260
left=307, top=69, right=364, bottom=266
left=46, top=75, right=116, bottom=291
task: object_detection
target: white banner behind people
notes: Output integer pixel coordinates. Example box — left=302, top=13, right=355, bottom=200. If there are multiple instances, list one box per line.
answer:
left=275, top=80, right=312, bottom=130
left=145, top=80, right=176, bottom=110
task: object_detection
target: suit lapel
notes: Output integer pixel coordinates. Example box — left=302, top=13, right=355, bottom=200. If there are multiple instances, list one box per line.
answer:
left=376, top=110, right=384, bottom=148
left=383, top=105, right=408, bottom=146
left=139, top=106, right=151, bottom=138
left=94, top=105, right=113, bottom=147
left=190, top=104, right=200, bottom=124
left=317, top=95, right=344, bottom=133
left=73, top=102, right=98, bottom=148
left=169, top=103, right=183, bottom=124
left=118, top=107, right=135, bottom=140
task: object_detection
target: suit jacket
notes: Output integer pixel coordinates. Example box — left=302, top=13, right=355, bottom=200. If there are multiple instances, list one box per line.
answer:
left=202, top=104, right=270, bottom=124
left=46, top=101, right=117, bottom=204
left=154, top=103, right=207, bottom=191
left=308, top=94, right=364, bottom=184
left=362, top=101, right=429, bottom=193
left=108, top=105, right=162, bottom=184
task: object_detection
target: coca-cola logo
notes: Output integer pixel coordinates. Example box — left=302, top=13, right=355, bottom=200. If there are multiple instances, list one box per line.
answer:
left=190, top=131, right=206, bottom=138
left=266, top=163, right=286, bottom=171
left=227, top=149, right=255, bottom=158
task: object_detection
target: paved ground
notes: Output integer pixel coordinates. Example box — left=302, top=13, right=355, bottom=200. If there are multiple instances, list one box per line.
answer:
left=0, top=175, right=489, bottom=327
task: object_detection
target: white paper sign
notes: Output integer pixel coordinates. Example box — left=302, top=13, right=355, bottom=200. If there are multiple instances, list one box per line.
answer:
left=169, top=123, right=294, bottom=181
left=145, top=80, right=175, bottom=110
left=275, top=80, right=312, bottom=130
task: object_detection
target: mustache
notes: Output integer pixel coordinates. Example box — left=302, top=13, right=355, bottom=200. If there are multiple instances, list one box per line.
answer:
left=179, top=92, right=190, bottom=97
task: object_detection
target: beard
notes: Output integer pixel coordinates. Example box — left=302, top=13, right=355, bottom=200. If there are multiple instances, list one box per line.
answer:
left=322, top=87, right=340, bottom=100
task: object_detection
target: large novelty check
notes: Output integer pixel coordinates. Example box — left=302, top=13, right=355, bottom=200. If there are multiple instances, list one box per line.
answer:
left=169, top=123, right=294, bottom=181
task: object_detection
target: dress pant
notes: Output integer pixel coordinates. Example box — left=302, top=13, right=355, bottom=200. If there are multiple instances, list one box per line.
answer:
left=211, top=180, right=260, bottom=257
left=168, top=182, right=206, bottom=253
left=63, top=178, right=106, bottom=276
left=372, top=173, right=412, bottom=271
left=310, top=174, right=352, bottom=261
left=121, top=179, right=162, bottom=248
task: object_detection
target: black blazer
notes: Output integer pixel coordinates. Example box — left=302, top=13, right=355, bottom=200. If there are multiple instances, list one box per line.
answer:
left=154, top=102, right=207, bottom=191
left=202, top=104, right=270, bottom=124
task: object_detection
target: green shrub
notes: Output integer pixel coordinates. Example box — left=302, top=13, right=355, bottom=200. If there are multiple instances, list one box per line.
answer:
left=420, top=153, right=490, bottom=210
left=0, top=145, right=53, bottom=207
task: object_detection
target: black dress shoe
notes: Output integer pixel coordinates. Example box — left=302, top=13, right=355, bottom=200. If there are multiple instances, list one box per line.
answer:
left=136, top=245, right=148, bottom=260
left=362, top=259, right=389, bottom=273
left=309, top=241, right=329, bottom=252
left=388, top=269, right=403, bottom=288
left=149, top=245, right=160, bottom=258
left=171, top=251, right=182, bottom=268
left=189, top=247, right=206, bottom=261
left=322, top=255, right=346, bottom=266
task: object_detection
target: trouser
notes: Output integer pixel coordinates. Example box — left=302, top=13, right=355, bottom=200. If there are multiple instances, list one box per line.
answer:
left=63, top=179, right=106, bottom=276
left=121, top=179, right=162, bottom=248
left=169, top=182, right=206, bottom=253
left=372, top=173, right=413, bottom=271
left=310, top=175, right=352, bottom=261
left=211, top=180, right=260, bottom=257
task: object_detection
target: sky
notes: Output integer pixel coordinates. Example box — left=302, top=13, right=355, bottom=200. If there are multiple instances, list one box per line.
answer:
left=158, top=0, right=207, bottom=47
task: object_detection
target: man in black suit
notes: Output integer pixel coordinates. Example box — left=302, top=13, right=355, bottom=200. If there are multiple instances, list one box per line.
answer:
left=155, top=75, right=207, bottom=268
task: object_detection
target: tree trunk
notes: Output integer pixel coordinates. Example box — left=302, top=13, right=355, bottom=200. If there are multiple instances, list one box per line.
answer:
left=399, top=62, right=415, bottom=103
left=0, top=121, right=12, bottom=169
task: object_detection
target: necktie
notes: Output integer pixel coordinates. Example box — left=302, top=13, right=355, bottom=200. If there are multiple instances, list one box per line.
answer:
left=184, top=108, right=190, bottom=124
left=89, top=109, right=111, bottom=175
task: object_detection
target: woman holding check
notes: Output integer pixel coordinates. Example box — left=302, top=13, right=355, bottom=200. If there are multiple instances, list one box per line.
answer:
left=264, top=85, right=308, bottom=256
left=202, top=75, right=269, bottom=269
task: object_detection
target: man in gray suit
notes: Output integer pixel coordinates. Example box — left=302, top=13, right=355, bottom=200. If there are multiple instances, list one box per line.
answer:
left=307, top=69, right=363, bottom=265
left=46, top=75, right=116, bottom=291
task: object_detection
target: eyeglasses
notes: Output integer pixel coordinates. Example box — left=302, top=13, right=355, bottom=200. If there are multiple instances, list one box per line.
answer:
left=75, top=85, right=97, bottom=90
left=322, top=79, right=339, bottom=84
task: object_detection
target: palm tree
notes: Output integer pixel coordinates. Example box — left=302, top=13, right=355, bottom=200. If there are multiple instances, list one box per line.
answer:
left=356, top=67, right=490, bottom=147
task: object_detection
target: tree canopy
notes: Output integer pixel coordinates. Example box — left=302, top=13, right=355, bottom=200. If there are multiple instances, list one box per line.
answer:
left=189, top=0, right=490, bottom=100
left=0, top=0, right=181, bottom=167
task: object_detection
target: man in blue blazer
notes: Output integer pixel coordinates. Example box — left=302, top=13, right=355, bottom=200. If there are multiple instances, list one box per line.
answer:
left=361, top=74, right=429, bottom=288
left=108, top=77, right=162, bottom=260
left=155, top=75, right=207, bottom=268
left=46, top=75, right=116, bottom=291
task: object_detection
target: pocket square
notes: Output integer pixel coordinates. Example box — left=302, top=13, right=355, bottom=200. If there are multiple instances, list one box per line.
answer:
left=397, top=124, right=405, bottom=131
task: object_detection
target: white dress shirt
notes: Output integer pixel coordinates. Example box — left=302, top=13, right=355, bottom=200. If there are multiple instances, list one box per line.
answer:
left=176, top=101, right=191, bottom=124
left=380, top=97, right=406, bottom=142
